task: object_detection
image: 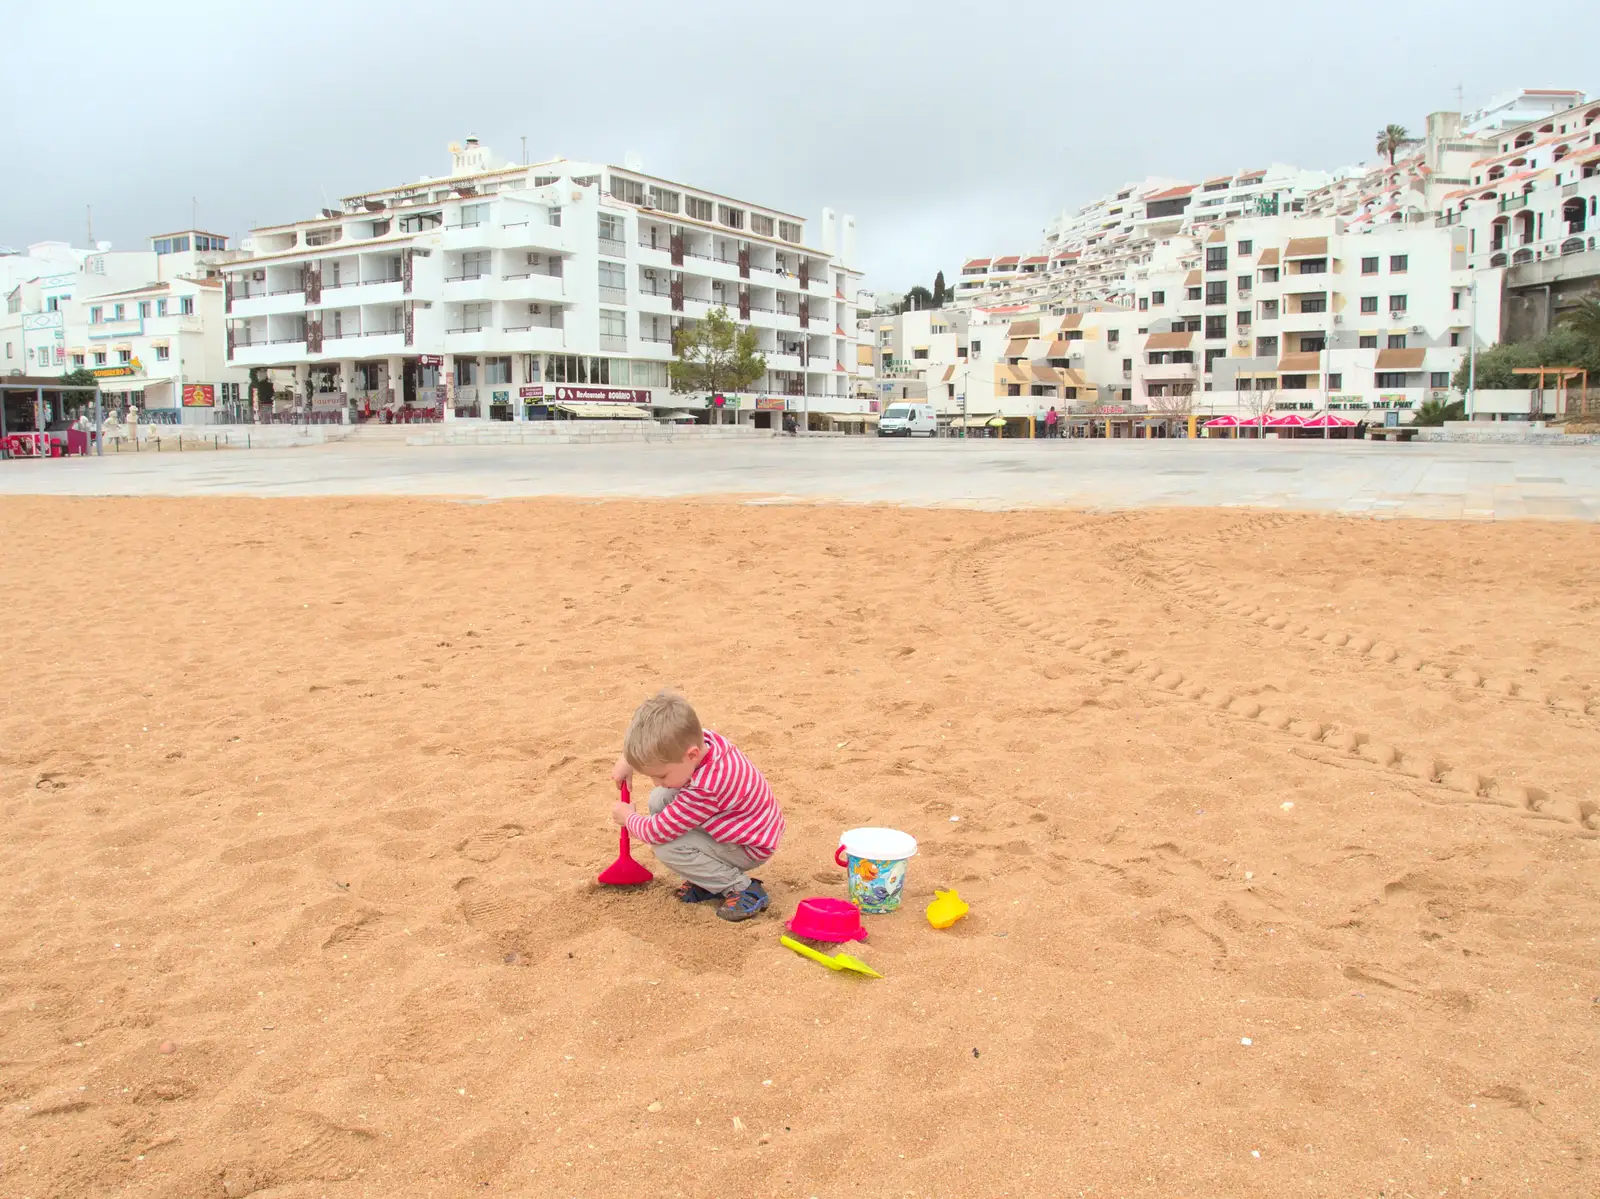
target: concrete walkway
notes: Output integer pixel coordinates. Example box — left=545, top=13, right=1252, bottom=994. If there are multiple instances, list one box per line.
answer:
left=4, top=437, right=1599, bottom=519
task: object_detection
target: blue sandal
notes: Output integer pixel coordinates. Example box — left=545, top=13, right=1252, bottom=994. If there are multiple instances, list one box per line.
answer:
left=675, top=881, right=717, bottom=903
left=716, top=879, right=770, bottom=922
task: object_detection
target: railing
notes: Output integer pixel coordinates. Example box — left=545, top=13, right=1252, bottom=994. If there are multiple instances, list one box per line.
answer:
left=269, top=286, right=304, bottom=296
left=598, top=236, right=626, bottom=257
left=447, top=324, right=487, bottom=334
left=361, top=328, right=403, bottom=337
left=599, top=287, right=627, bottom=304
left=640, top=332, right=672, bottom=343
left=599, top=334, right=627, bottom=352
left=444, top=271, right=485, bottom=282
left=1498, top=194, right=1529, bottom=213
left=269, top=336, right=306, bottom=344
left=445, top=220, right=483, bottom=229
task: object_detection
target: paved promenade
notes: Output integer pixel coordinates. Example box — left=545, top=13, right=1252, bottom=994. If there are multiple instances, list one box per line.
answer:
left=3, top=437, right=1599, bottom=519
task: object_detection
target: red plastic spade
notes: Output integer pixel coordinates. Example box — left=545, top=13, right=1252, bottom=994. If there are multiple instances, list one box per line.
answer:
left=598, top=780, right=654, bottom=886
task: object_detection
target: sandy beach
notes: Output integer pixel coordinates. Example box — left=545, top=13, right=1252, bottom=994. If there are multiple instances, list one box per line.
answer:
left=1, top=495, right=1596, bottom=1198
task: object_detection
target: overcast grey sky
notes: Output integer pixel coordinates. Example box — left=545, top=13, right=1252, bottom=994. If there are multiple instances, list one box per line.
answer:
left=4, top=1, right=1597, bottom=292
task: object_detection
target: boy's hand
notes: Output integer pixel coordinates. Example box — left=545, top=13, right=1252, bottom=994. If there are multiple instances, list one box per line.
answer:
left=611, top=800, right=634, bottom=827
left=610, top=757, right=633, bottom=787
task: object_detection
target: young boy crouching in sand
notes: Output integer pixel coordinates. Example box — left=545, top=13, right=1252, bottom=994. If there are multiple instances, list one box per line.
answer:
left=611, top=690, right=784, bottom=922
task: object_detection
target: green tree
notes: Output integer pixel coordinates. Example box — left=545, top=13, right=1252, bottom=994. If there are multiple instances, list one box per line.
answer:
left=1452, top=327, right=1600, bottom=391
left=669, top=306, right=767, bottom=411
left=932, top=271, right=947, bottom=308
left=249, top=366, right=276, bottom=407
left=903, top=285, right=935, bottom=312
left=1376, top=124, right=1409, bottom=165
left=1558, top=290, right=1600, bottom=348
left=1413, top=396, right=1466, bottom=426
left=57, top=367, right=98, bottom=390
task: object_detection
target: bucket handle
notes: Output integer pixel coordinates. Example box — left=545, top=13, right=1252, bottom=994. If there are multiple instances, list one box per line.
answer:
left=834, top=844, right=848, bottom=868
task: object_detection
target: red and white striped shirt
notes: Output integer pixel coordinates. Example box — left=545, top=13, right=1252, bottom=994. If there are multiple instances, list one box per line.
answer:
left=626, top=730, right=784, bottom=860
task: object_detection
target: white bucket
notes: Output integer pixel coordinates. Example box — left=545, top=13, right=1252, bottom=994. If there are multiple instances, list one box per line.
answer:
left=835, top=827, right=918, bottom=913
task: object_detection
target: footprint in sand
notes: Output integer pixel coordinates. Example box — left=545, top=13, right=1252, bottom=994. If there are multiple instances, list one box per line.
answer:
left=455, top=823, right=525, bottom=863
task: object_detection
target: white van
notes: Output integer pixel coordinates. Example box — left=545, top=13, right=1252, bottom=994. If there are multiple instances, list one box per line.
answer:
left=878, top=402, right=938, bottom=437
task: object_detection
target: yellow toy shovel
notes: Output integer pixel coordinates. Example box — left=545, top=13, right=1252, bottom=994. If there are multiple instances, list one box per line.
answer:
left=780, top=935, right=883, bottom=978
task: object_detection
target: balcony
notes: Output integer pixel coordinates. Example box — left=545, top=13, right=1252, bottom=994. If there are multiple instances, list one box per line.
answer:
left=598, top=236, right=627, bottom=258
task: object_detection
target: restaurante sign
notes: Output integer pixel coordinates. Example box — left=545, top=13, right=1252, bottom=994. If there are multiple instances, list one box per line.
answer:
left=552, top=386, right=651, bottom=404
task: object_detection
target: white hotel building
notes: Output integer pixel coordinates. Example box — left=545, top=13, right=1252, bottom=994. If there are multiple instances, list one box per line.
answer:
left=223, top=139, right=865, bottom=426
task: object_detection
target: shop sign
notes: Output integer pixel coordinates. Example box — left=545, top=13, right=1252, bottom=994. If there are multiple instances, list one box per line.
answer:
left=492, top=390, right=509, bottom=402
left=91, top=360, right=143, bottom=378
left=519, top=385, right=544, bottom=399
left=417, top=354, right=444, bottom=367
left=552, top=386, right=651, bottom=404
left=755, top=396, right=786, bottom=411
left=182, top=383, right=215, bottom=407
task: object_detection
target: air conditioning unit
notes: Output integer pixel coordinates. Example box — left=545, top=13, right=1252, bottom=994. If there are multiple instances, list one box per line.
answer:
left=1235, top=338, right=1251, bottom=348
left=1389, top=311, right=1406, bottom=321
left=643, top=269, right=657, bottom=280
left=528, top=303, right=543, bottom=314
left=641, top=200, right=656, bottom=210
left=1410, top=324, right=1425, bottom=334
left=252, top=270, right=266, bottom=281
left=1332, top=314, right=1343, bottom=323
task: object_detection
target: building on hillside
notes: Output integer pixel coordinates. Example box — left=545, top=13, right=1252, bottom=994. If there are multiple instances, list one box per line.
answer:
left=222, top=138, right=864, bottom=428
left=1463, top=88, right=1588, bottom=136
left=1, top=232, right=248, bottom=422
left=1435, top=96, right=1600, bottom=341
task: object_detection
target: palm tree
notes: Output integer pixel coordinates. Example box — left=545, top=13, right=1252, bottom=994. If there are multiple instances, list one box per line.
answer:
left=1558, top=291, right=1600, bottom=348
left=1376, top=124, right=1409, bottom=166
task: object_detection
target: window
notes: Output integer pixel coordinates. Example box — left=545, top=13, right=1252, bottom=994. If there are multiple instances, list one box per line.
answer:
left=455, top=357, right=480, bottom=385
left=1260, top=267, right=1279, bottom=283
left=1452, top=291, right=1463, bottom=310
left=1205, top=314, right=1227, bottom=339
left=1206, top=281, right=1227, bottom=305
left=1237, top=275, right=1251, bottom=295
left=598, top=260, right=627, bottom=302
left=1256, top=335, right=1278, bottom=357
left=912, top=347, right=929, bottom=360
left=1299, top=295, right=1327, bottom=314
left=716, top=204, right=745, bottom=230
left=485, top=356, right=512, bottom=384
left=1139, top=297, right=1149, bottom=311
left=1205, top=347, right=1226, bottom=373
left=598, top=212, right=625, bottom=252
left=1297, top=258, right=1327, bottom=274
left=751, top=213, right=774, bottom=237
left=1449, top=331, right=1461, bottom=347
left=138, top=300, right=150, bottom=318
left=1237, top=240, right=1253, bottom=256
left=1360, top=296, right=1379, bottom=313
left=45, top=296, right=59, bottom=312
left=157, top=298, right=168, bottom=316
left=1299, top=335, right=1326, bottom=352
left=1236, top=309, right=1252, bottom=329
left=1281, top=374, right=1309, bottom=390
left=71, top=353, right=85, bottom=367
left=599, top=308, right=626, bottom=340
left=1375, top=371, right=1408, bottom=387
left=608, top=176, right=646, bottom=205
left=1206, top=247, right=1227, bottom=272
left=1106, top=329, right=1119, bottom=347
left=156, top=345, right=170, bottom=360
left=647, top=186, right=680, bottom=213
left=94, top=350, right=107, bottom=365
left=1390, top=254, right=1408, bottom=273
left=1122, top=358, right=1133, bottom=373
left=90, top=306, right=102, bottom=323
left=1388, top=295, right=1407, bottom=313
left=1361, top=256, right=1379, bottom=275
left=459, top=202, right=489, bottom=227
left=1186, top=287, right=1202, bottom=301
left=1430, top=371, right=1451, bottom=389
left=1359, top=334, right=1378, bottom=349
left=1326, top=373, right=1342, bottom=390
left=179, top=296, right=194, bottom=315
left=1007, top=383, right=1021, bottom=396
left=778, top=220, right=802, bottom=243
left=686, top=196, right=714, bottom=222
left=1387, top=334, right=1408, bottom=349
left=1151, top=290, right=1165, bottom=305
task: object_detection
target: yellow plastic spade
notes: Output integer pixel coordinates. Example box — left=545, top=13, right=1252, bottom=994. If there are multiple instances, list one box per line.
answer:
left=780, top=935, right=883, bottom=978
left=925, top=888, right=970, bottom=929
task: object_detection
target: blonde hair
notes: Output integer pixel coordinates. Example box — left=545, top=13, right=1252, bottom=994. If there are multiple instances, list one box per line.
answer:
left=624, top=690, right=703, bottom=770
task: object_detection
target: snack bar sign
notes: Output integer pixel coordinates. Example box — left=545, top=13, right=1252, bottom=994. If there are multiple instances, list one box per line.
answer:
left=552, top=386, right=651, bottom=404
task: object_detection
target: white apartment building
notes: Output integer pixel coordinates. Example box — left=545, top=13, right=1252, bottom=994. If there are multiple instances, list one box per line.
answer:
left=222, top=139, right=864, bottom=427
left=2, top=233, right=248, bottom=423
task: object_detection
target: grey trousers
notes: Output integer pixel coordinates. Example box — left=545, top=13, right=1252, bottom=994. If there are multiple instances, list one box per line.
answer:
left=648, top=787, right=760, bottom=895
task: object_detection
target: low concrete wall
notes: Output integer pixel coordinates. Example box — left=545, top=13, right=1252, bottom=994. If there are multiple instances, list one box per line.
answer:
left=404, top=422, right=774, bottom=447
left=1413, top=423, right=1600, bottom=445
